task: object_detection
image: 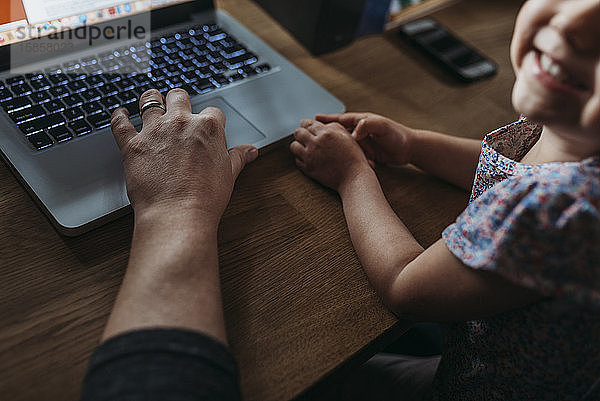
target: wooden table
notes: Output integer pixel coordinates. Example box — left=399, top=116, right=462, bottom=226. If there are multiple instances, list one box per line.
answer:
left=0, top=0, right=523, bottom=400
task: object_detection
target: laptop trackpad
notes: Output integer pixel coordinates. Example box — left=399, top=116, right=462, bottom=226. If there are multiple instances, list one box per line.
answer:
left=191, top=97, right=265, bottom=149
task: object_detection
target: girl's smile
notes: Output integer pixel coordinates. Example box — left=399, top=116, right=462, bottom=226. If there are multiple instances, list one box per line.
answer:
left=510, top=0, right=600, bottom=158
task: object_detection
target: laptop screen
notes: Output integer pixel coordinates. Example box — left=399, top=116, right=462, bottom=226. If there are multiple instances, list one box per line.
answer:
left=0, top=0, right=194, bottom=47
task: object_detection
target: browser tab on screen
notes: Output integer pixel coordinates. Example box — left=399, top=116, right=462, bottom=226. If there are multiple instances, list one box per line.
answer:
left=0, top=0, right=193, bottom=48
left=22, top=0, right=125, bottom=24
left=2, top=0, right=193, bottom=73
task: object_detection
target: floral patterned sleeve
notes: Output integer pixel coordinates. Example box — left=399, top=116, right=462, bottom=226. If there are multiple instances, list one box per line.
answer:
left=442, top=173, right=600, bottom=308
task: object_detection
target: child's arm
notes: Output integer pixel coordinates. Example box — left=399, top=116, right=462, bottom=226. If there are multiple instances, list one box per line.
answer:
left=409, top=128, right=482, bottom=191
left=339, top=169, right=542, bottom=321
left=316, top=113, right=482, bottom=191
left=291, top=119, right=542, bottom=321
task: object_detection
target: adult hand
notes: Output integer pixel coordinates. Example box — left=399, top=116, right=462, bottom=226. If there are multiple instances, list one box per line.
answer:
left=316, top=113, right=415, bottom=167
left=289, top=119, right=371, bottom=192
left=110, top=88, right=258, bottom=224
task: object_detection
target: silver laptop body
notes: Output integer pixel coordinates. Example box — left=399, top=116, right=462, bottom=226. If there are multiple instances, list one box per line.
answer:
left=0, top=1, right=344, bottom=235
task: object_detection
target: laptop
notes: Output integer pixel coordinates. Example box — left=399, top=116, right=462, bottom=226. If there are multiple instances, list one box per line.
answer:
left=0, top=0, right=344, bottom=235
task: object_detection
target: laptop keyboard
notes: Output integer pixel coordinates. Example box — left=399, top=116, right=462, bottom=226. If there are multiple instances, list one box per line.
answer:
left=0, top=23, right=272, bottom=151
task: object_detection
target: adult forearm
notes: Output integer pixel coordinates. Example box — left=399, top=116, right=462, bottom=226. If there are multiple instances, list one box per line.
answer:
left=409, top=129, right=482, bottom=191
left=338, top=169, right=424, bottom=305
left=102, top=208, right=227, bottom=344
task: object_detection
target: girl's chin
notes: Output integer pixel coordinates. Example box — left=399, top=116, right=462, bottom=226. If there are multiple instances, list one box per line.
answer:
left=512, top=80, right=544, bottom=120
left=512, top=78, right=577, bottom=124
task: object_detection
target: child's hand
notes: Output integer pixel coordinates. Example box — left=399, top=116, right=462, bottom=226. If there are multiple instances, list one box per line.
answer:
left=316, top=113, right=414, bottom=167
left=290, top=119, right=372, bottom=192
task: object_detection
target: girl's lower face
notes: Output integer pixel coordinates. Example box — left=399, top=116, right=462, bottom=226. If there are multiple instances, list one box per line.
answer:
left=510, top=0, right=600, bottom=140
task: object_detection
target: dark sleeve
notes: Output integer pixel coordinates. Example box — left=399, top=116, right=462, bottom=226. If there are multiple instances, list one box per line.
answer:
left=80, top=329, right=242, bottom=401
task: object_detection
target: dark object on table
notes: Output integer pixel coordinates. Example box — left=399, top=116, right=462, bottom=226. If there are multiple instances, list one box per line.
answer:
left=253, top=0, right=366, bottom=55
left=398, top=18, right=497, bottom=82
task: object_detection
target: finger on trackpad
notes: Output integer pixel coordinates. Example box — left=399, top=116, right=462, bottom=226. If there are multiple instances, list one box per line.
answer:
left=192, top=97, right=265, bottom=149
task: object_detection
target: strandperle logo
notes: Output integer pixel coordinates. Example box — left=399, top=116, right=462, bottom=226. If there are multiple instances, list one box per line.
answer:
left=15, top=19, right=147, bottom=46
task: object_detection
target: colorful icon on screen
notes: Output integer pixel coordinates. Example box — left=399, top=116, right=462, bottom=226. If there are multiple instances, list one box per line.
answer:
left=79, top=15, right=87, bottom=24
left=124, top=3, right=132, bottom=13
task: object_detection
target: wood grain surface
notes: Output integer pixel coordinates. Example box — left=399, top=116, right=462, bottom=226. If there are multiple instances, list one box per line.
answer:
left=0, top=0, right=523, bottom=400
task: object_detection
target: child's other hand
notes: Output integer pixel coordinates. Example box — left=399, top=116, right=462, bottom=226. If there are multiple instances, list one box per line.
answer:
left=316, top=113, right=414, bottom=167
left=290, top=119, right=371, bottom=192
